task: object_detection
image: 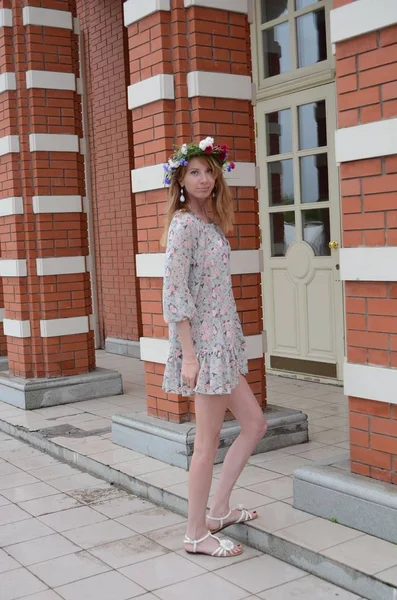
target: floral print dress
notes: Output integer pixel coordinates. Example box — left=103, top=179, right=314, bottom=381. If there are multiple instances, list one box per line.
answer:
left=162, top=210, right=247, bottom=396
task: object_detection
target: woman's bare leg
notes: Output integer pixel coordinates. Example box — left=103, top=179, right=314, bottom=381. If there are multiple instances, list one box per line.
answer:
left=208, top=375, right=268, bottom=523
left=185, top=392, right=242, bottom=555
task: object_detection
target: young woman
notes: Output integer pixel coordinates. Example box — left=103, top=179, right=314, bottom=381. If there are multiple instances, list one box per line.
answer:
left=162, top=138, right=268, bottom=558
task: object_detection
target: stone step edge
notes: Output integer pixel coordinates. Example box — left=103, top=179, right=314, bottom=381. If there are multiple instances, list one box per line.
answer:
left=0, top=416, right=394, bottom=600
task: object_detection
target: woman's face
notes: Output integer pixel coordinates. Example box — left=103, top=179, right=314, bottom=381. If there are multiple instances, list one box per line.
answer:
left=180, top=157, right=216, bottom=202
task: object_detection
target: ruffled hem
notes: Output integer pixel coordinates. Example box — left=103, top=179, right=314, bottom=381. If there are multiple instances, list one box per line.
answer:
left=162, top=346, right=248, bottom=397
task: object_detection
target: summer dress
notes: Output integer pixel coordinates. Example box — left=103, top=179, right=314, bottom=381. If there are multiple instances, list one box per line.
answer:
left=162, top=210, right=248, bottom=396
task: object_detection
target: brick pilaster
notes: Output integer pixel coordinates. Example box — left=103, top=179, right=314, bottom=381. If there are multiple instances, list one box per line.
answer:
left=1, top=0, right=95, bottom=378
left=125, top=0, right=266, bottom=422
left=336, top=0, right=397, bottom=483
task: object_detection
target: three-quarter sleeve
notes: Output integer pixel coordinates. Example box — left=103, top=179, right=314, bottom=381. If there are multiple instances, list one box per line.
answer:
left=163, top=213, right=197, bottom=323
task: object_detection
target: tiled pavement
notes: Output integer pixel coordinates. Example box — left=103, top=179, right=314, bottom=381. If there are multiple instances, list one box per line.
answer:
left=0, top=352, right=396, bottom=598
left=0, top=432, right=365, bottom=600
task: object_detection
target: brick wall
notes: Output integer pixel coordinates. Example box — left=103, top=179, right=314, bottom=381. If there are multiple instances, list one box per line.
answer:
left=126, top=1, right=266, bottom=422
left=76, top=0, right=141, bottom=345
left=336, top=2, right=397, bottom=483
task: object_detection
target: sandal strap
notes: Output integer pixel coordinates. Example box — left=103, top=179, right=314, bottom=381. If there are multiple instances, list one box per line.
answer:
left=184, top=531, right=211, bottom=553
left=207, top=508, right=232, bottom=529
left=235, top=508, right=251, bottom=524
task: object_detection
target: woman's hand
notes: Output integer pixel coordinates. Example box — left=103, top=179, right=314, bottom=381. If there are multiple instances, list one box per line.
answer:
left=181, top=356, right=200, bottom=389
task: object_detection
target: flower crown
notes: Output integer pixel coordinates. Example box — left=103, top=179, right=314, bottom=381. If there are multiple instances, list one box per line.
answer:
left=163, top=137, right=235, bottom=186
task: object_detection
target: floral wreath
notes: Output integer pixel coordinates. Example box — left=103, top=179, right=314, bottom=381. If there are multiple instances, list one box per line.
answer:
left=163, top=137, right=235, bottom=186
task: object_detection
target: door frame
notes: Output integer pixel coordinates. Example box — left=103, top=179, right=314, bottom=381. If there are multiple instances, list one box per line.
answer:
left=255, top=84, right=345, bottom=384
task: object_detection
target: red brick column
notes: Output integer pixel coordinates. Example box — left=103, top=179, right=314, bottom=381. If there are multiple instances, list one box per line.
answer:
left=334, top=0, right=397, bottom=483
left=0, top=0, right=95, bottom=379
left=124, top=0, right=266, bottom=422
left=0, top=0, right=15, bottom=362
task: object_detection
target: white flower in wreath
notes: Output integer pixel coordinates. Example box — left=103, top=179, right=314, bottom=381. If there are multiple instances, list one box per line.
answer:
left=199, top=136, right=214, bottom=151
left=168, top=159, right=180, bottom=169
left=181, top=143, right=188, bottom=155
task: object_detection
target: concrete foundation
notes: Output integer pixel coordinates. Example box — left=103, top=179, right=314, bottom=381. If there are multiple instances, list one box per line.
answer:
left=112, top=404, right=309, bottom=469
left=0, top=368, right=123, bottom=410
left=105, top=337, right=141, bottom=359
left=294, top=464, right=397, bottom=544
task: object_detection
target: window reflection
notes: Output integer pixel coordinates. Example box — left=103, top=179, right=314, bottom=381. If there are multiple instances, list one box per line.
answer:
left=299, top=100, right=327, bottom=150
left=300, top=154, right=329, bottom=204
left=263, top=22, right=291, bottom=78
left=269, top=160, right=294, bottom=206
left=302, top=208, right=330, bottom=256
left=296, top=0, right=318, bottom=9
left=271, top=212, right=296, bottom=257
left=266, top=109, right=292, bottom=155
left=297, top=9, right=327, bottom=68
left=261, top=0, right=288, bottom=23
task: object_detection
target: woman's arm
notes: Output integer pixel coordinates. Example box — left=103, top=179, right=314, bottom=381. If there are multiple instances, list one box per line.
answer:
left=163, top=214, right=200, bottom=387
left=177, top=319, right=199, bottom=389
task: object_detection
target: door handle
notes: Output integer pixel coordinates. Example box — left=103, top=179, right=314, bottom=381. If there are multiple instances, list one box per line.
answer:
left=329, top=241, right=339, bottom=250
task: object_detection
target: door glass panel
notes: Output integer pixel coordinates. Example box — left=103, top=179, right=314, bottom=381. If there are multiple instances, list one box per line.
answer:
left=296, top=0, right=318, bottom=9
left=261, top=0, right=288, bottom=23
left=300, top=154, right=329, bottom=204
left=263, top=22, right=291, bottom=78
left=267, top=109, right=292, bottom=155
left=296, top=9, right=327, bottom=68
left=298, top=100, right=327, bottom=150
left=269, top=159, right=294, bottom=206
left=302, top=208, right=330, bottom=256
left=271, top=212, right=296, bottom=257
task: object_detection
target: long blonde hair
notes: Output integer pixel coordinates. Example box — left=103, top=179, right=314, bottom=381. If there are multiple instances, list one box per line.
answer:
left=160, top=155, right=234, bottom=246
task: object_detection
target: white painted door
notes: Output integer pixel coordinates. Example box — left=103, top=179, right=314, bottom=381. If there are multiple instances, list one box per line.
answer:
left=257, top=84, right=344, bottom=380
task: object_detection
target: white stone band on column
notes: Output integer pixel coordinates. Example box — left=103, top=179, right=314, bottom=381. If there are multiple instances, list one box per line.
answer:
left=331, top=0, right=397, bottom=44
left=36, top=256, right=87, bottom=276
left=184, top=0, right=249, bottom=13
left=0, top=309, right=4, bottom=322
left=340, top=248, right=397, bottom=282
left=0, top=136, right=20, bottom=156
left=136, top=250, right=263, bottom=277
left=73, top=17, right=81, bottom=35
left=0, top=8, right=12, bottom=27
left=124, top=0, right=171, bottom=26
left=187, top=71, right=253, bottom=101
left=0, top=197, right=24, bottom=217
left=127, top=74, right=175, bottom=110
left=22, top=7, right=73, bottom=29
left=33, top=196, right=83, bottom=214
left=0, top=73, right=16, bottom=94
left=335, top=119, right=397, bottom=163
left=131, top=161, right=257, bottom=193
left=26, top=71, right=76, bottom=91
left=0, top=9, right=12, bottom=27
left=140, top=333, right=265, bottom=364
left=344, top=361, right=397, bottom=406
left=0, top=259, right=27, bottom=277
left=29, top=134, right=79, bottom=153
left=3, top=319, right=31, bottom=338
left=40, top=316, right=90, bottom=338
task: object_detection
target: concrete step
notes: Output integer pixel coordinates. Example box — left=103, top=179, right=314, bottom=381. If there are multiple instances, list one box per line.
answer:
left=0, top=416, right=396, bottom=600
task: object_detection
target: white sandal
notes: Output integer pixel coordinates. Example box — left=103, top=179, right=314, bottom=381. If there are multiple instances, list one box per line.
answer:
left=207, top=504, right=258, bottom=534
left=183, top=531, right=242, bottom=557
